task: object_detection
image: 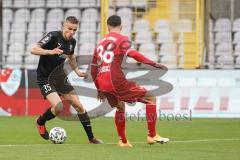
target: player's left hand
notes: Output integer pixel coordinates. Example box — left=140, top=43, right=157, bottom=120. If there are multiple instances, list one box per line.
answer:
left=76, top=70, right=88, bottom=78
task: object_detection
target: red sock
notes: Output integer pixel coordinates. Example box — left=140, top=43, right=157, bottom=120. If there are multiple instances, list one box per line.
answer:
left=146, top=104, right=157, bottom=137
left=115, top=110, right=127, bottom=143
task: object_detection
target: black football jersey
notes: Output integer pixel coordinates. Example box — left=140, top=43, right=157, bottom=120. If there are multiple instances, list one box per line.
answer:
left=36, top=31, right=76, bottom=80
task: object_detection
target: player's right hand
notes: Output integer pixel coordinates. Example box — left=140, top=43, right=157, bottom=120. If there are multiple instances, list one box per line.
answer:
left=154, top=63, right=168, bottom=70
left=97, top=91, right=106, bottom=102
left=48, top=48, right=63, bottom=55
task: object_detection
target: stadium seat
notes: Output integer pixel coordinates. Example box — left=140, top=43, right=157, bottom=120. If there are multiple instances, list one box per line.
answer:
left=46, top=22, right=62, bottom=32
left=24, top=55, right=40, bottom=69
left=214, top=18, right=231, bottom=32
left=121, top=20, right=132, bottom=30
left=79, top=0, right=96, bottom=8
left=209, top=19, right=213, bottom=31
left=209, top=43, right=215, bottom=55
left=116, top=0, right=130, bottom=7
left=236, top=56, right=240, bottom=67
left=177, top=33, right=184, bottom=43
left=65, top=9, right=81, bottom=20
left=215, top=32, right=232, bottom=43
left=3, top=21, right=11, bottom=33
left=97, top=23, right=100, bottom=32
left=11, top=22, right=27, bottom=32
left=108, top=8, right=115, bottom=16
left=13, top=0, right=29, bottom=7
left=30, top=9, right=46, bottom=22
left=29, top=0, right=45, bottom=7
left=121, top=30, right=131, bottom=38
left=160, top=43, right=177, bottom=56
left=160, top=55, right=177, bottom=68
left=8, top=43, right=25, bottom=56
left=135, top=32, right=152, bottom=44
left=117, top=8, right=132, bottom=21
left=233, top=18, right=240, bottom=32
left=47, top=9, right=64, bottom=22
left=28, top=22, right=44, bottom=33
left=209, top=32, right=214, bottom=43
left=63, top=0, right=79, bottom=8
left=3, top=0, right=12, bottom=7
left=79, top=43, right=95, bottom=55
left=27, top=32, right=43, bottom=44
left=46, top=0, right=62, bottom=8
left=80, top=22, right=96, bottom=32
left=215, top=43, right=232, bottom=56
left=178, top=44, right=184, bottom=56
left=3, top=9, right=13, bottom=23
left=6, top=55, right=23, bottom=68
left=81, top=8, right=99, bottom=22
left=79, top=32, right=96, bottom=44
left=216, top=55, right=234, bottom=69
left=234, top=44, right=240, bottom=56
left=176, top=19, right=193, bottom=32
left=233, top=32, right=240, bottom=44
left=3, top=44, right=8, bottom=56
left=3, top=33, right=9, bottom=43
left=154, top=20, right=171, bottom=33
left=133, top=19, right=150, bottom=33
left=156, top=31, right=174, bottom=43
left=26, top=43, right=35, bottom=54
left=9, top=32, right=26, bottom=43
left=139, top=43, right=158, bottom=62
left=131, top=0, right=147, bottom=8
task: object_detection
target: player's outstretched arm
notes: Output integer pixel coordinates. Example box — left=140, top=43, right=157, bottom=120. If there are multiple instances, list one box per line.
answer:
left=127, top=50, right=168, bottom=70
left=127, top=49, right=156, bottom=66
left=31, top=44, right=63, bottom=56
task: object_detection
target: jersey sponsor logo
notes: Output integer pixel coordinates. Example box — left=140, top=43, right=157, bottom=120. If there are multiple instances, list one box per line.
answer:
left=40, top=35, right=51, bottom=44
left=57, top=43, right=62, bottom=49
left=98, top=65, right=111, bottom=73
left=0, top=69, right=22, bottom=96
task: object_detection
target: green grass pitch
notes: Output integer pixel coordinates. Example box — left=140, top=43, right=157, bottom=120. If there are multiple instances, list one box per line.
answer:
left=0, top=117, right=239, bottom=160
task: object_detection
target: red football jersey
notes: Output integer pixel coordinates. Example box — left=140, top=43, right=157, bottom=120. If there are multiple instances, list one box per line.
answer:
left=91, top=32, right=156, bottom=93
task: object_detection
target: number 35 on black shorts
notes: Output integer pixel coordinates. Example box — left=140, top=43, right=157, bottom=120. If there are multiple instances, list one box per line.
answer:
left=37, top=80, right=57, bottom=98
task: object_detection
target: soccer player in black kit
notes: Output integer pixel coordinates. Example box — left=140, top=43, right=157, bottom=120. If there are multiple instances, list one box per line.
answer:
left=31, top=16, right=102, bottom=144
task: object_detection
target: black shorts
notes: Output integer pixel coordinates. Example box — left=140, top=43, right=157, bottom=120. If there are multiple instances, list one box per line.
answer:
left=37, top=76, right=74, bottom=99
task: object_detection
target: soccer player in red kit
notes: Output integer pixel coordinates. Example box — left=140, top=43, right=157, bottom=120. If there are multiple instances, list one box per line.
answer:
left=91, top=15, right=169, bottom=147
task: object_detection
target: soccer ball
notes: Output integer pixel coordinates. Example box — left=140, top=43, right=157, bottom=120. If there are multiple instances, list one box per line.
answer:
left=49, top=127, right=67, bottom=144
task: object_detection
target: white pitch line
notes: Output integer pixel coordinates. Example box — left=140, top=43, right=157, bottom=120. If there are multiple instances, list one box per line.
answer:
left=0, top=138, right=240, bottom=147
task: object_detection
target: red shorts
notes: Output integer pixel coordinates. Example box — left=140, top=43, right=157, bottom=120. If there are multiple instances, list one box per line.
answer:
left=103, top=81, right=147, bottom=107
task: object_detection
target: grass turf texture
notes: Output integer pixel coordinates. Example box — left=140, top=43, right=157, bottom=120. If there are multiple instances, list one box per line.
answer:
left=0, top=117, right=239, bottom=160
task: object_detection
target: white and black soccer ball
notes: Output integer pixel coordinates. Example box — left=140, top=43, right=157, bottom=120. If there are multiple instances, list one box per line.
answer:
left=49, top=127, right=67, bottom=144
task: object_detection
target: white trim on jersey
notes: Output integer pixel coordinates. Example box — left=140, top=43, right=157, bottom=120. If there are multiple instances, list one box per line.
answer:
left=125, top=49, right=136, bottom=56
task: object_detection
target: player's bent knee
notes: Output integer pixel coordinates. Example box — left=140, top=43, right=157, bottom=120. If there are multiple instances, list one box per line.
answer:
left=116, top=102, right=125, bottom=112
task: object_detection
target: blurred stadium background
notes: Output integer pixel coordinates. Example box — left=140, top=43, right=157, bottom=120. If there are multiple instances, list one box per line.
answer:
left=0, top=0, right=240, bottom=117
left=2, top=0, right=240, bottom=69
